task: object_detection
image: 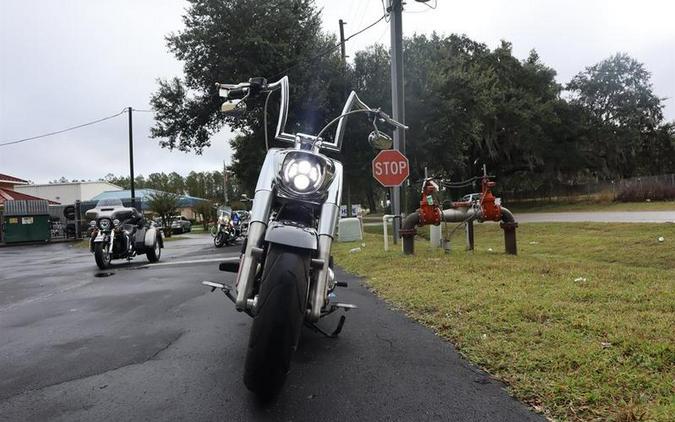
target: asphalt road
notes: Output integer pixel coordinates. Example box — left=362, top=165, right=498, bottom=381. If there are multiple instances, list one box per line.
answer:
left=0, top=233, right=542, bottom=421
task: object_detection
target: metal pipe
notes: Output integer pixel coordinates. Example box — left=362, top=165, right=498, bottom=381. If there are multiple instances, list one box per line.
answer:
left=401, top=211, right=419, bottom=255
left=465, top=220, right=474, bottom=251
left=402, top=206, right=517, bottom=256
left=499, top=207, right=518, bottom=255
left=441, top=207, right=481, bottom=223
left=500, top=207, right=516, bottom=223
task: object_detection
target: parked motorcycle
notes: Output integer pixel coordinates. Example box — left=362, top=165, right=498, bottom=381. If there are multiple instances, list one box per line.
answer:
left=232, top=210, right=250, bottom=238
left=213, top=210, right=236, bottom=247
left=202, top=76, right=406, bottom=398
left=85, top=198, right=163, bottom=269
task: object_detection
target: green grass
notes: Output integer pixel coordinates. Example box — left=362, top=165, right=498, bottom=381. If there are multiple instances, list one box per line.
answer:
left=162, top=234, right=188, bottom=242
left=507, top=200, right=675, bottom=213
left=334, top=223, right=674, bottom=421
left=72, top=239, right=90, bottom=248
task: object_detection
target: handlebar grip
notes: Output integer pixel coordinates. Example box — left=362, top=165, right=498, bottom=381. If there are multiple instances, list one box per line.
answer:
left=226, top=87, right=248, bottom=100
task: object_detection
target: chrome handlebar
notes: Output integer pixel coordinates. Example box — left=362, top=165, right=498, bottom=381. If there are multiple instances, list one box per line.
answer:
left=216, top=78, right=283, bottom=99
left=216, top=76, right=406, bottom=151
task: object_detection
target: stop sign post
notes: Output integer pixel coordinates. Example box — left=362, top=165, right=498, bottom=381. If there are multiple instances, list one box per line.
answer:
left=372, top=149, right=409, bottom=187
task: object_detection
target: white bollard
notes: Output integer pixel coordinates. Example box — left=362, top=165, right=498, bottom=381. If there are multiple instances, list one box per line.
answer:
left=382, top=214, right=395, bottom=251
left=430, top=224, right=442, bottom=248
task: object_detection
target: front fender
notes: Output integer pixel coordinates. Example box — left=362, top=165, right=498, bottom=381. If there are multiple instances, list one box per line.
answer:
left=264, top=221, right=318, bottom=250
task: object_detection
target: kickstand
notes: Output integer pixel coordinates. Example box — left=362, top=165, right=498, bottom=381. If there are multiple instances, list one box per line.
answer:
left=305, top=315, right=346, bottom=338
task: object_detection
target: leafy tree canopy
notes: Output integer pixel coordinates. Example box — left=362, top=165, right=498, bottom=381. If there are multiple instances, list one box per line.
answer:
left=149, top=1, right=674, bottom=207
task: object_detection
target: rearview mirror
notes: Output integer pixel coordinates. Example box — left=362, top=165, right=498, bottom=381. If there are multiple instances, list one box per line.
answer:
left=221, top=99, right=246, bottom=115
left=368, top=130, right=393, bottom=150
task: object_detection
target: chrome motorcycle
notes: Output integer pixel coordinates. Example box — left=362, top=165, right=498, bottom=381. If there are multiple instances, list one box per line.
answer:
left=202, top=76, right=406, bottom=398
left=86, top=198, right=163, bottom=269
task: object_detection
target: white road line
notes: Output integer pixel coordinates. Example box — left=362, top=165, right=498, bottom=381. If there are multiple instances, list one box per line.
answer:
left=144, top=256, right=238, bottom=267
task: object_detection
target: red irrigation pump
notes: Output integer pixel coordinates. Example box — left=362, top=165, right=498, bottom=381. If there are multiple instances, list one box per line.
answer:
left=399, top=167, right=518, bottom=255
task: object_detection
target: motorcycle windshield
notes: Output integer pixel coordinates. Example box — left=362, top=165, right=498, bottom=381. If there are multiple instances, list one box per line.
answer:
left=96, top=198, right=124, bottom=209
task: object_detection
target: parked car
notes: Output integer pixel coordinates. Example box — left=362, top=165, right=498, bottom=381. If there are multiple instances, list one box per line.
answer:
left=461, top=193, right=482, bottom=202
left=171, top=216, right=192, bottom=234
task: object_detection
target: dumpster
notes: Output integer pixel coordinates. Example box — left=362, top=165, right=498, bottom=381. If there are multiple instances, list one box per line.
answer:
left=2, top=200, right=50, bottom=243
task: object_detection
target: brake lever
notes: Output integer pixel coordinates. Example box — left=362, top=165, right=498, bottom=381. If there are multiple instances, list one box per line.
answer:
left=376, top=110, right=408, bottom=130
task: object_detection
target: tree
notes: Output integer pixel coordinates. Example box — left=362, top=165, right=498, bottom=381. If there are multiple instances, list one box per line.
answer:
left=194, top=200, right=215, bottom=229
left=150, top=0, right=349, bottom=193
left=147, top=173, right=170, bottom=191
left=147, top=191, right=180, bottom=237
left=167, top=172, right=185, bottom=194
left=567, top=53, right=666, bottom=178
left=102, top=173, right=131, bottom=189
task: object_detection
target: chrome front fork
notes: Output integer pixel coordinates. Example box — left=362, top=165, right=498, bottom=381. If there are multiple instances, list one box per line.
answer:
left=234, top=151, right=342, bottom=320
left=234, top=201, right=338, bottom=319
left=234, top=189, right=272, bottom=311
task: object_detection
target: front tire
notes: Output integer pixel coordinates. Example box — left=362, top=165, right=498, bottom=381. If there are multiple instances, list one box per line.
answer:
left=214, top=232, right=226, bottom=248
left=94, top=243, right=111, bottom=269
left=243, top=245, right=310, bottom=399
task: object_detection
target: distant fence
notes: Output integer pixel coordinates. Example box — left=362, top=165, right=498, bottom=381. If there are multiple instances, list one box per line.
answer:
left=503, top=174, right=675, bottom=203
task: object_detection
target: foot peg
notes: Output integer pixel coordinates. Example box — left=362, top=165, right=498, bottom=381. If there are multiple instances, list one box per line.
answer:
left=334, top=302, right=357, bottom=310
left=335, top=281, right=348, bottom=287
left=201, top=280, right=236, bottom=304
left=218, top=257, right=240, bottom=273
left=202, top=280, right=225, bottom=291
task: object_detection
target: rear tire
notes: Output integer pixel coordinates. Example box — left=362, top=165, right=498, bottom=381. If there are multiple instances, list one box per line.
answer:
left=243, top=244, right=310, bottom=400
left=94, top=243, right=111, bottom=269
left=146, top=235, right=161, bottom=263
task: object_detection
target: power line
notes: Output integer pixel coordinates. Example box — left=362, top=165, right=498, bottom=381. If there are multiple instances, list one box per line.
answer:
left=267, top=13, right=387, bottom=81
left=0, top=107, right=151, bottom=147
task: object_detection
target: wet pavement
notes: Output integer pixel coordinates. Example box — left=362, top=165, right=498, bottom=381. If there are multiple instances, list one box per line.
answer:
left=0, top=233, right=542, bottom=421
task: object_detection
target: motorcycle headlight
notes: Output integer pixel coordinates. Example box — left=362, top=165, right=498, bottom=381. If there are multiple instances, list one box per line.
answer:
left=99, top=218, right=111, bottom=230
left=113, top=219, right=120, bottom=227
left=281, top=154, right=324, bottom=194
left=90, top=220, right=97, bottom=228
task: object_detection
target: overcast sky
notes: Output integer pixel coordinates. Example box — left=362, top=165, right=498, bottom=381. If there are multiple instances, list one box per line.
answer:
left=1, top=0, right=673, bottom=184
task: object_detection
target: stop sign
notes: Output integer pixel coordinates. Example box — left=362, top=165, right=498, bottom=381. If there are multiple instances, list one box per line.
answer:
left=372, top=149, right=409, bottom=187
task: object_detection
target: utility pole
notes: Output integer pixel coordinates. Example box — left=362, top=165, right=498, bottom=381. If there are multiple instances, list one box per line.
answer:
left=388, top=0, right=405, bottom=242
left=128, top=106, right=136, bottom=209
left=339, top=18, right=352, bottom=218
left=223, top=161, right=229, bottom=206
left=339, top=19, right=347, bottom=66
